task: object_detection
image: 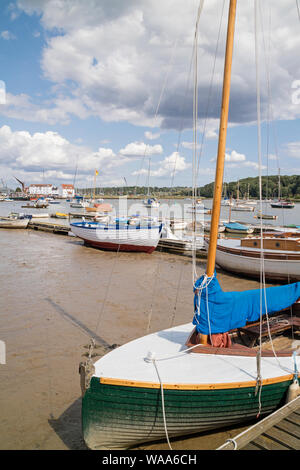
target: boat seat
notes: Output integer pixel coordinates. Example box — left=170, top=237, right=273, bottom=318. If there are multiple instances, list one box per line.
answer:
left=237, top=313, right=300, bottom=347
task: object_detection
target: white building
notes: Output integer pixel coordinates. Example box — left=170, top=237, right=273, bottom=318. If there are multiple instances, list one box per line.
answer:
left=28, top=184, right=53, bottom=196
left=60, top=184, right=75, bottom=198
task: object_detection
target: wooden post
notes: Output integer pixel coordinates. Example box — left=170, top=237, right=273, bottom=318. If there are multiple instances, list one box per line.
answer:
left=200, top=0, right=237, bottom=345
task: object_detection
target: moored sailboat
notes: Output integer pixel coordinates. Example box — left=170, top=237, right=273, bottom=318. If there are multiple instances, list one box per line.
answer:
left=214, top=233, right=300, bottom=281
left=79, top=1, right=300, bottom=450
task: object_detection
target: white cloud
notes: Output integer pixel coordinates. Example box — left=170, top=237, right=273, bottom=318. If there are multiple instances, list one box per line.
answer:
left=1, top=30, right=16, bottom=40
left=285, top=141, right=300, bottom=158
left=145, top=131, right=160, bottom=140
left=0, top=125, right=130, bottom=183
left=133, top=151, right=190, bottom=178
left=181, top=141, right=201, bottom=150
left=225, top=150, right=246, bottom=163
left=119, top=141, right=163, bottom=157
left=2, top=1, right=298, bottom=132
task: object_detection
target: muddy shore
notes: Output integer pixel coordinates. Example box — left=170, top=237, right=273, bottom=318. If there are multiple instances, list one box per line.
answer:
left=0, top=228, right=271, bottom=450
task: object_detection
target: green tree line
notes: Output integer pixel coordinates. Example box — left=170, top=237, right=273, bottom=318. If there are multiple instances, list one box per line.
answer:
left=76, top=175, right=300, bottom=200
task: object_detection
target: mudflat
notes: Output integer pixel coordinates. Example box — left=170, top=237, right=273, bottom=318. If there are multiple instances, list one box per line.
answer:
left=0, top=229, right=267, bottom=450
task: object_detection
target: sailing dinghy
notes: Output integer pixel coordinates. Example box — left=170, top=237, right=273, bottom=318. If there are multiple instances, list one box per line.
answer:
left=79, top=0, right=300, bottom=450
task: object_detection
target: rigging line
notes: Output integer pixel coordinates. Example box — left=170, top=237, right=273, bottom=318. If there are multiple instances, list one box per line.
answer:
left=94, top=244, right=121, bottom=336
left=259, top=3, right=291, bottom=275
left=255, top=0, right=287, bottom=377
left=169, top=0, right=207, bottom=193
left=146, top=2, right=206, bottom=336
left=255, top=0, right=264, bottom=416
left=192, top=0, right=205, bottom=284
left=134, top=37, right=179, bottom=191
left=170, top=259, right=185, bottom=328
left=297, top=0, right=300, bottom=22
left=195, top=0, right=226, bottom=190
left=265, top=6, right=272, bottom=201
left=169, top=38, right=195, bottom=191
left=259, top=3, right=292, bottom=288
left=145, top=250, right=164, bottom=334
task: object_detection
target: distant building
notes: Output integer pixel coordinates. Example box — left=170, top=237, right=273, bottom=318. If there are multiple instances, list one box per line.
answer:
left=51, top=186, right=59, bottom=197
left=28, top=184, right=53, bottom=197
left=60, top=184, right=75, bottom=198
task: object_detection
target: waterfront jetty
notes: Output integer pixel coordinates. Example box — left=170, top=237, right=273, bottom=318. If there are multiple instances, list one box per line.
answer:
left=217, top=395, right=300, bottom=450
left=28, top=220, right=70, bottom=235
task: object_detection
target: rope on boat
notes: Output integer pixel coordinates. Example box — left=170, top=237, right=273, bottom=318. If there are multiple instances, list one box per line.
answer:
left=152, top=358, right=173, bottom=450
left=193, top=273, right=214, bottom=344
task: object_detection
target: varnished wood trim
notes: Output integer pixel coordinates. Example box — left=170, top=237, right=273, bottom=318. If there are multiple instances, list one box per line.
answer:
left=99, top=373, right=298, bottom=390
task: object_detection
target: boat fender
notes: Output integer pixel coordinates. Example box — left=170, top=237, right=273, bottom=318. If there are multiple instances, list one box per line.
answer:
left=285, top=351, right=300, bottom=403
left=285, top=379, right=300, bottom=403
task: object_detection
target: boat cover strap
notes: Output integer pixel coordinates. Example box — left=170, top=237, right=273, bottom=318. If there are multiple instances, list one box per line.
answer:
left=193, top=273, right=300, bottom=335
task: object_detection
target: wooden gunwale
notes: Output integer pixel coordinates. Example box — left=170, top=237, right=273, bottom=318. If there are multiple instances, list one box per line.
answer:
left=99, top=373, right=298, bottom=391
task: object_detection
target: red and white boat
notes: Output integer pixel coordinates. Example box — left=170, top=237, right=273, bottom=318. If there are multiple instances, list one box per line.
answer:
left=70, top=220, right=163, bottom=253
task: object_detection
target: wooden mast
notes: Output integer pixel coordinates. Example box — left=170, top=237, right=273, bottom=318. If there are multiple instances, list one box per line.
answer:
left=201, top=0, right=237, bottom=345
left=206, top=0, right=237, bottom=277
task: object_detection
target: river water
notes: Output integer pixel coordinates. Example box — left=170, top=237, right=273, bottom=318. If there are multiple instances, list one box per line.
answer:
left=0, top=198, right=296, bottom=450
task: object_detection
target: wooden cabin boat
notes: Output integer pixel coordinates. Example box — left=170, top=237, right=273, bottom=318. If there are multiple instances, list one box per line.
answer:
left=213, top=234, right=300, bottom=281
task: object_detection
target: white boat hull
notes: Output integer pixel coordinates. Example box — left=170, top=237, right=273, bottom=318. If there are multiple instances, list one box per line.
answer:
left=214, top=239, right=300, bottom=281
left=231, top=205, right=255, bottom=212
left=71, top=222, right=163, bottom=253
left=0, top=218, right=29, bottom=228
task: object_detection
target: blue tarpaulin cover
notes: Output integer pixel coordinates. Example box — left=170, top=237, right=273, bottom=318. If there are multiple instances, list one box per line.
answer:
left=193, top=273, right=300, bottom=334
left=223, top=222, right=249, bottom=231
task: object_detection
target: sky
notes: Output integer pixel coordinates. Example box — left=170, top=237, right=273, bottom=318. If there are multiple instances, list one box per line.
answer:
left=0, top=0, right=300, bottom=190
